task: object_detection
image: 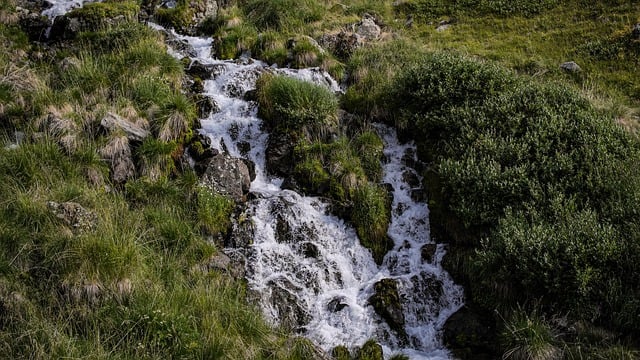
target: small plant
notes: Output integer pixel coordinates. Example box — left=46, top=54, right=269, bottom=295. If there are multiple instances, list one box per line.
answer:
left=351, top=183, right=392, bottom=264
left=196, top=187, right=234, bottom=236
left=500, top=308, right=562, bottom=360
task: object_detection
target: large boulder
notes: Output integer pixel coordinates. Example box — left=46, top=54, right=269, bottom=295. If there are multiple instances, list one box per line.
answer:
left=199, top=154, right=251, bottom=202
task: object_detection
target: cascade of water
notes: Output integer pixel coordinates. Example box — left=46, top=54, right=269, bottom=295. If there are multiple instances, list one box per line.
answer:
left=40, top=0, right=465, bottom=353
left=147, top=25, right=465, bottom=359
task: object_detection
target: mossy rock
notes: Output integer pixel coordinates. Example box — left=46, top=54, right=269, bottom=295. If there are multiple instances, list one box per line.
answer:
left=369, top=278, right=406, bottom=338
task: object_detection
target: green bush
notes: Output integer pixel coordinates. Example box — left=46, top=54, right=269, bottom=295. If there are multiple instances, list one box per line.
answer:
left=389, top=51, right=640, bottom=334
left=499, top=308, right=561, bottom=360
left=351, top=183, right=392, bottom=264
left=239, top=0, right=322, bottom=31
left=256, top=74, right=338, bottom=135
left=343, top=40, right=421, bottom=121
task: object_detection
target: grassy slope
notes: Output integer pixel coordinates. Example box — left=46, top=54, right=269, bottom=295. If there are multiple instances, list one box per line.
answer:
left=0, top=1, right=320, bottom=358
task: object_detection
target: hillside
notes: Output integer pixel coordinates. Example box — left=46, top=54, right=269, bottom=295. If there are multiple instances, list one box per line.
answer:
left=1, top=0, right=639, bottom=359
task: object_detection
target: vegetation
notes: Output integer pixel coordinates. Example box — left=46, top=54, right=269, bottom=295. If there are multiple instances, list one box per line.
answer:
left=4, top=0, right=640, bottom=357
left=0, top=2, right=322, bottom=358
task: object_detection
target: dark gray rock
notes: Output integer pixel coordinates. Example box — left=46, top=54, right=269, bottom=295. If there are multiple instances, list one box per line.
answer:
left=193, top=94, right=220, bottom=118
left=560, top=61, right=581, bottom=73
left=186, top=60, right=217, bottom=80
left=17, top=9, right=49, bottom=41
left=199, top=154, right=251, bottom=202
left=47, top=201, right=97, bottom=234
left=267, top=279, right=311, bottom=331
left=421, top=243, right=437, bottom=263
left=327, top=296, right=348, bottom=312
left=266, top=133, right=295, bottom=177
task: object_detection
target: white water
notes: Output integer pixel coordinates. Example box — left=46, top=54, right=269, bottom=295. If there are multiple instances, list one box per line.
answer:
left=41, top=1, right=464, bottom=354
left=161, top=28, right=464, bottom=357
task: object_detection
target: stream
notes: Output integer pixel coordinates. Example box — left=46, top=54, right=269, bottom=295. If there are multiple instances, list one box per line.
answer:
left=42, top=4, right=465, bottom=358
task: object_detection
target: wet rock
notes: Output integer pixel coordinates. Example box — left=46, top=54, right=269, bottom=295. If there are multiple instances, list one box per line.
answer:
left=327, top=297, right=348, bottom=312
left=188, top=132, right=218, bottom=162
left=241, top=158, right=256, bottom=182
left=266, top=132, right=295, bottom=177
left=443, top=306, right=497, bottom=360
left=267, top=279, right=311, bottom=331
left=237, top=141, right=251, bottom=156
left=421, top=244, right=437, bottom=263
left=193, top=93, right=220, bottom=118
left=301, top=242, right=320, bottom=259
left=356, top=15, right=381, bottom=41
left=355, top=339, right=383, bottom=360
left=410, top=188, right=426, bottom=202
left=186, top=60, right=217, bottom=80
left=243, top=89, right=258, bottom=102
left=165, top=36, right=198, bottom=57
left=402, top=170, right=420, bottom=188
left=199, top=154, right=251, bottom=202
left=100, top=112, right=150, bottom=142
left=225, top=211, right=255, bottom=248
left=560, top=61, right=581, bottom=73
left=47, top=201, right=97, bottom=234
left=369, top=278, right=406, bottom=337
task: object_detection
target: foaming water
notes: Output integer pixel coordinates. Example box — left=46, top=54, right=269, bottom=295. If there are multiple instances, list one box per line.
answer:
left=41, top=1, right=464, bottom=354
left=154, top=26, right=464, bottom=359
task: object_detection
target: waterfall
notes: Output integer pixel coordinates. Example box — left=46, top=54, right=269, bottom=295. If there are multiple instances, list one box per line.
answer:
left=164, top=29, right=465, bottom=357
left=40, top=1, right=465, bottom=354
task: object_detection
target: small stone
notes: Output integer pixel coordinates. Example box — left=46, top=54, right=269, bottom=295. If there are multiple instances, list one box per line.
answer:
left=47, top=201, right=98, bottom=234
left=560, top=61, right=581, bottom=73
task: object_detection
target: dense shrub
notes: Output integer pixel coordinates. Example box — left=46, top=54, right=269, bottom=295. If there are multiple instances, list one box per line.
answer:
left=389, top=52, right=640, bottom=334
left=256, top=74, right=338, bottom=135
